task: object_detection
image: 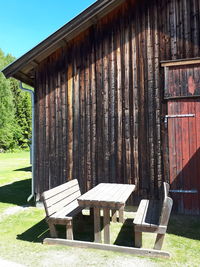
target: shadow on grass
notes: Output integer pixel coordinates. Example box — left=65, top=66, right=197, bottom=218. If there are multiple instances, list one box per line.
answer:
left=17, top=215, right=95, bottom=243
left=167, top=214, right=200, bottom=241
left=17, top=215, right=135, bottom=247
left=14, top=166, right=32, bottom=172
left=114, top=219, right=134, bottom=247
left=17, top=219, right=49, bottom=243
left=17, top=213, right=200, bottom=246
left=0, top=179, right=31, bottom=206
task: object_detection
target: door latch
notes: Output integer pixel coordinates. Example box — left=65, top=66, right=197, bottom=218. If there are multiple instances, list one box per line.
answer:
left=164, top=114, right=195, bottom=128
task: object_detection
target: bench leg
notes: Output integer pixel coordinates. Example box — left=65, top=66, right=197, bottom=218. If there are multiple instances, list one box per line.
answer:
left=134, top=231, right=142, bottom=248
left=154, top=234, right=165, bottom=250
left=66, top=221, right=73, bottom=240
left=48, top=222, right=57, bottom=238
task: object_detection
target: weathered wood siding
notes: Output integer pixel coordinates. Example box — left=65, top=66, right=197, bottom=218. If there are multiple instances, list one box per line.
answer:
left=34, top=0, right=200, bottom=200
left=165, top=64, right=200, bottom=98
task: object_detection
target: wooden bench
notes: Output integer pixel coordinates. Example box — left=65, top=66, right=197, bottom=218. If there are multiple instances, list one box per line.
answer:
left=133, top=182, right=173, bottom=250
left=42, top=179, right=83, bottom=240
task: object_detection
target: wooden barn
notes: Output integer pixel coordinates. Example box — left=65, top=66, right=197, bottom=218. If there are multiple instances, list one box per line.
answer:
left=2, top=0, right=200, bottom=215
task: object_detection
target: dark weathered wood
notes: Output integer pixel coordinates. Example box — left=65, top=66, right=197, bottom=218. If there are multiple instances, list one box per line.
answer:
left=34, top=0, right=200, bottom=214
left=164, top=63, right=200, bottom=99
left=67, top=65, right=73, bottom=181
left=43, top=238, right=171, bottom=258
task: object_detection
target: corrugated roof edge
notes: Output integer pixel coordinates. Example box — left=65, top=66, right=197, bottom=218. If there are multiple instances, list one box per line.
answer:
left=1, top=0, right=125, bottom=86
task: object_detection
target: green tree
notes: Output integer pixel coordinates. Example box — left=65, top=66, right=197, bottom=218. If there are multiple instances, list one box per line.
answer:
left=0, top=50, right=16, bottom=149
left=0, top=49, right=32, bottom=150
left=11, top=79, right=32, bottom=148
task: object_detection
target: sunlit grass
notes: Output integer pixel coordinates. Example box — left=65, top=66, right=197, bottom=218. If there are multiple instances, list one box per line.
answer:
left=0, top=151, right=31, bottom=186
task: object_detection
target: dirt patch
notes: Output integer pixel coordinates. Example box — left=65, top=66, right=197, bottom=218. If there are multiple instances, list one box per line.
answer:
left=0, top=206, right=29, bottom=222
left=3, top=206, right=29, bottom=216
left=0, top=258, right=25, bottom=267
left=41, top=248, right=158, bottom=267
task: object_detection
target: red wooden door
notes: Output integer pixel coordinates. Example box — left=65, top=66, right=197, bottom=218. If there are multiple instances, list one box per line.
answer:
left=167, top=99, right=200, bottom=215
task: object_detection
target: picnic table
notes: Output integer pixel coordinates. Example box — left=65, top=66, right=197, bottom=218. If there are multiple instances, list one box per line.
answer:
left=77, top=183, right=135, bottom=244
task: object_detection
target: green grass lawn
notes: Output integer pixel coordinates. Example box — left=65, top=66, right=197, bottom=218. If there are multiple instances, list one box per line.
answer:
left=0, top=151, right=200, bottom=266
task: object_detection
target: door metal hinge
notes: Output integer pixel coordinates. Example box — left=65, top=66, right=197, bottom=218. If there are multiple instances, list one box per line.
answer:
left=164, top=114, right=195, bottom=128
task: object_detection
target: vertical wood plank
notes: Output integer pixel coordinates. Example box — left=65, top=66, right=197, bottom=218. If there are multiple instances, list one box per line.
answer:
left=90, top=43, right=97, bottom=187
left=124, top=20, right=131, bottom=185
left=102, top=33, right=109, bottom=183
left=96, top=27, right=104, bottom=185
left=85, top=51, right=92, bottom=190
left=131, top=16, right=139, bottom=190
left=116, top=25, right=122, bottom=184
left=147, top=6, right=155, bottom=196
left=73, top=45, right=80, bottom=183
left=153, top=3, right=162, bottom=192
left=67, top=64, right=73, bottom=181
left=188, top=100, right=198, bottom=214
left=109, top=28, right=116, bottom=183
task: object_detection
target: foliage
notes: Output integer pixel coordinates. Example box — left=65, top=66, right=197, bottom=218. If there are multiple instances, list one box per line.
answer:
left=0, top=49, right=32, bottom=150
left=0, top=51, right=15, bottom=150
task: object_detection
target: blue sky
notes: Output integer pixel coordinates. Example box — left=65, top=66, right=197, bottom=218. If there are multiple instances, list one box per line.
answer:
left=0, top=0, right=96, bottom=59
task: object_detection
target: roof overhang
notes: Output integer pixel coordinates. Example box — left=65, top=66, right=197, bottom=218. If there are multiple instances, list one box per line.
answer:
left=2, top=0, right=126, bottom=86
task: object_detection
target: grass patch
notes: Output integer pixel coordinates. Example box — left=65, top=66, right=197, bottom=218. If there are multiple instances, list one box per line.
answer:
left=0, top=151, right=31, bottom=186
left=0, top=151, right=31, bottom=213
left=0, top=151, right=200, bottom=266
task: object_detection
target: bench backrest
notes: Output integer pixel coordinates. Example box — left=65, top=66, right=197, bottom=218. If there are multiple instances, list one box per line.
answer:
left=159, top=182, right=173, bottom=226
left=42, top=179, right=81, bottom=217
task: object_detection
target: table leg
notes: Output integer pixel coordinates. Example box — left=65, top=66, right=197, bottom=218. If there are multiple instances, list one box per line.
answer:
left=94, top=207, right=101, bottom=243
left=103, top=208, right=110, bottom=244
left=90, top=208, right=94, bottom=218
left=111, top=210, right=117, bottom=222
left=119, top=206, right=124, bottom=223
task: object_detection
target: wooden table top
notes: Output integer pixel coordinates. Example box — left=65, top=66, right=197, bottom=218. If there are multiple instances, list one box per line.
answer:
left=78, top=183, right=135, bottom=208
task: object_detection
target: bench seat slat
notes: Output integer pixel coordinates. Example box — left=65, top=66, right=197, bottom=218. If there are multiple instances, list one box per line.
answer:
left=134, top=199, right=149, bottom=225
left=52, top=200, right=82, bottom=220
left=134, top=200, right=160, bottom=228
